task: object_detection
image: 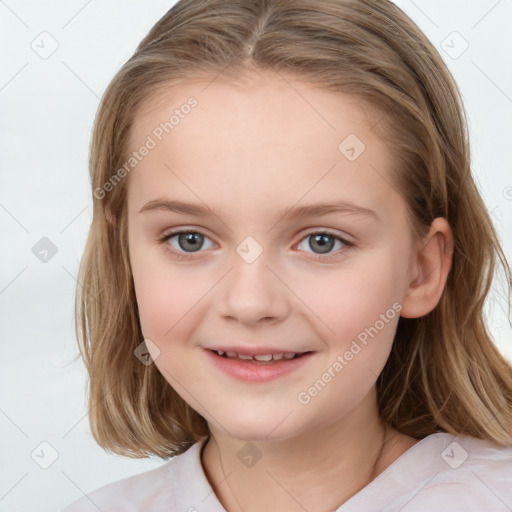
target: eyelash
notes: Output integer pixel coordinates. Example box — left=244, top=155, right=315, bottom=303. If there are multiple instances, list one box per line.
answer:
left=157, top=228, right=354, bottom=262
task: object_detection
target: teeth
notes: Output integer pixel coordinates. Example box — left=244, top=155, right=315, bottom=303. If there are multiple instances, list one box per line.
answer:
left=254, top=354, right=273, bottom=361
left=215, top=350, right=300, bottom=361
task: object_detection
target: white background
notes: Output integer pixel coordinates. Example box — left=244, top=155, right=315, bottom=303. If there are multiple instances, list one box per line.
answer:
left=0, top=1, right=511, bottom=511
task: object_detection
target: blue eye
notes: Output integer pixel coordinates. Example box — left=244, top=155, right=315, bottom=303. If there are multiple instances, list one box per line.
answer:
left=299, top=232, right=344, bottom=254
left=296, top=231, right=352, bottom=261
left=157, top=229, right=353, bottom=262
left=158, top=230, right=215, bottom=258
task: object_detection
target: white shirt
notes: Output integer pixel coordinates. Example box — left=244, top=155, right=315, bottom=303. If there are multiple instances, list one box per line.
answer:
left=61, top=432, right=512, bottom=511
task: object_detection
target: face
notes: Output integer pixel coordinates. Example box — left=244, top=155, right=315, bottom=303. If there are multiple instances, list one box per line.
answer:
left=125, top=69, right=417, bottom=441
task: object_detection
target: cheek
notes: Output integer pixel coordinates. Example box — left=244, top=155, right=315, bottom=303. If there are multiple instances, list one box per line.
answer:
left=129, top=236, right=199, bottom=340
left=129, top=257, right=224, bottom=381
left=133, top=268, right=203, bottom=342
left=293, top=250, right=405, bottom=344
left=130, top=258, right=203, bottom=383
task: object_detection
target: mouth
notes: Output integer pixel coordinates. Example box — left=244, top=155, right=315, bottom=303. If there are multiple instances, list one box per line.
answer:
left=204, top=348, right=315, bottom=382
left=208, top=349, right=312, bottom=365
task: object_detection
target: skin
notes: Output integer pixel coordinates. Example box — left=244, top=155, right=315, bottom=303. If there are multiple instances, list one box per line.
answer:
left=122, top=67, right=453, bottom=511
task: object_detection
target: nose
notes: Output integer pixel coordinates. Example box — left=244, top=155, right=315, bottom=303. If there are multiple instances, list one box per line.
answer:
left=216, top=249, right=291, bottom=326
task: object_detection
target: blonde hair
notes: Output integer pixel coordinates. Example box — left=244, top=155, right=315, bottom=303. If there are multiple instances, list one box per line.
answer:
left=75, top=0, right=512, bottom=458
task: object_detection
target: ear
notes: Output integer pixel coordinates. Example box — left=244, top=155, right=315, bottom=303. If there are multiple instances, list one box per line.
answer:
left=400, top=217, right=454, bottom=318
left=104, top=203, right=117, bottom=227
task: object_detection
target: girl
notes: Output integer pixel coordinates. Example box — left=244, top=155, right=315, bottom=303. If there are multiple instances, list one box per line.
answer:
left=62, top=0, right=512, bottom=510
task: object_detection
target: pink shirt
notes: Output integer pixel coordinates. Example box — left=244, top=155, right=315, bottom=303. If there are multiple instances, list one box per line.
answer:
left=61, top=432, right=512, bottom=511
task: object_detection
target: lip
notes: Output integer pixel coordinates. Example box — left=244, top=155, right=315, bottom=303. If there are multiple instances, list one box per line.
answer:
left=204, top=348, right=314, bottom=383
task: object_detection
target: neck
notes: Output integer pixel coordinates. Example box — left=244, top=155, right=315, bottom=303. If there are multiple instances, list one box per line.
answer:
left=201, top=389, right=411, bottom=512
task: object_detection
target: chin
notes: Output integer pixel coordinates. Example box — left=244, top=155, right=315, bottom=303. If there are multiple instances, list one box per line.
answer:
left=211, top=408, right=305, bottom=443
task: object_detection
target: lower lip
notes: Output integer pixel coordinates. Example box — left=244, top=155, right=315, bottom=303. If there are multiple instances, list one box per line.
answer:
left=204, top=349, right=314, bottom=383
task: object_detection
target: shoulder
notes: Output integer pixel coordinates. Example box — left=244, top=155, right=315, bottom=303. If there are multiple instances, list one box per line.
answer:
left=395, top=433, right=512, bottom=510
left=343, top=433, right=512, bottom=512
left=60, top=439, right=208, bottom=512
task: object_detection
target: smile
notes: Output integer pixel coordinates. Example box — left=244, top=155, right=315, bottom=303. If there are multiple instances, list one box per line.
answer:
left=205, top=349, right=314, bottom=382
left=213, top=349, right=305, bottom=363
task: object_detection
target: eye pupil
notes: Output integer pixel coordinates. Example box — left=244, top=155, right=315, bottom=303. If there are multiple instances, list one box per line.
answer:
left=168, top=231, right=343, bottom=258
left=178, top=232, right=203, bottom=252
left=310, top=234, right=334, bottom=254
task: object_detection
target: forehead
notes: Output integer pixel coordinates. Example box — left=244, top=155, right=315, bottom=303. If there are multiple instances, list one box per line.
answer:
left=126, top=69, right=402, bottom=221
left=129, top=69, right=382, bottom=155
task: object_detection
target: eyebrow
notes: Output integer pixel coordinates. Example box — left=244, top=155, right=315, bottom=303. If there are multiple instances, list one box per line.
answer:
left=138, top=198, right=379, bottom=221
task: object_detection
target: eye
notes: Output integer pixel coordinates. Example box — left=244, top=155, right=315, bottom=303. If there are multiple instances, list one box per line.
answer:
left=157, top=229, right=216, bottom=259
left=157, top=228, right=353, bottom=262
left=295, top=231, right=353, bottom=261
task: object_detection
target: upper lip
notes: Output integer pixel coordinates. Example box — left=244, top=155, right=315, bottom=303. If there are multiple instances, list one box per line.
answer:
left=205, top=345, right=311, bottom=356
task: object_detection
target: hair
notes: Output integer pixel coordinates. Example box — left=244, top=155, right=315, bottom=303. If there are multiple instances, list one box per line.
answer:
left=74, top=0, right=512, bottom=459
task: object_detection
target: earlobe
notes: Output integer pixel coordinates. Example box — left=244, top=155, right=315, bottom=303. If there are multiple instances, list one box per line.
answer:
left=104, top=203, right=117, bottom=227
left=400, top=217, right=454, bottom=319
